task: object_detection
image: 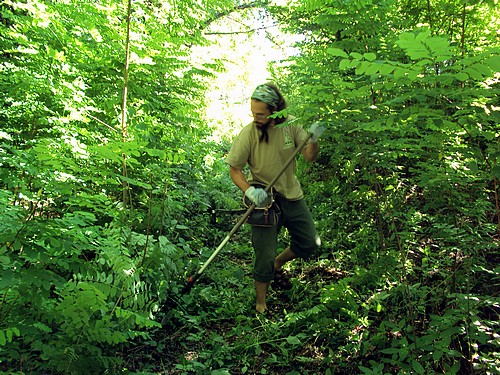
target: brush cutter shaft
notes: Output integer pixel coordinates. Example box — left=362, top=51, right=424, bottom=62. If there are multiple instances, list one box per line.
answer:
left=197, top=201, right=255, bottom=276
left=262, top=133, right=312, bottom=193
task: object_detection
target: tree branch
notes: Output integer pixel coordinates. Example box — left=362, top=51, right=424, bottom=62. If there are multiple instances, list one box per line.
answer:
left=85, top=113, right=118, bottom=133
left=204, top=23, right=277, bottom=36
left=202, top=1, right=269, bottom=30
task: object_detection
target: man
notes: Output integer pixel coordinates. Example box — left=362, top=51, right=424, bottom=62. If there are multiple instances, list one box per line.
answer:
left=226, top=83, right=323, bottom=315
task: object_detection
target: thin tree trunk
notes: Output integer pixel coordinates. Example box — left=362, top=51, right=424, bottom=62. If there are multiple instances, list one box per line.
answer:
left=460, top=2, right=467, bottom=58
left=121, top=0, right=133, bottom=206
left=494, top=176, right=500, bottom=234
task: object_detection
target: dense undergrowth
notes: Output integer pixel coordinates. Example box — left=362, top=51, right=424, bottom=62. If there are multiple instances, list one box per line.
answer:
left=120, top=171, right=499, bottom=375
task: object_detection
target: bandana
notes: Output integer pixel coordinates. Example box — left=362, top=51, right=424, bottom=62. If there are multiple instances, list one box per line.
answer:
left=251, top=84, right=280, bottom=107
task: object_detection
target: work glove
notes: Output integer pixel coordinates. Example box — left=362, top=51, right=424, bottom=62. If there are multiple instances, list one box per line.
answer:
left=309, top=122, right=325, bottom=143
left=245, top=186, right=268, bottom=207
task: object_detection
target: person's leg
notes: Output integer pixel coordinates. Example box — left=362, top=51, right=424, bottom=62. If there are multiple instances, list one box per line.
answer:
left=278, top=199, right=320, bottom=267
left=255, top=280, right=269, bottom=313
left=274, top=246, right=297, bottom=271
left=251, top=225, right=279, bottom=313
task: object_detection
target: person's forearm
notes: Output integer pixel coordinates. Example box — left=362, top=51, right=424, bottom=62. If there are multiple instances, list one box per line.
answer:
left=229, top=166, right=251, bottom=192
left=302, top=141, right=319, bottom=162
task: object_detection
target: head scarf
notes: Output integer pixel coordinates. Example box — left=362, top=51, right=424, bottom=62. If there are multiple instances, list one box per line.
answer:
left=251, top=84, right=280, bottom=108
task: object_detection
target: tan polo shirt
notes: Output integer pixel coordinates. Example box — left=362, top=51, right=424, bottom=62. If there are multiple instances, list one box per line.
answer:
left=226, top=120, right=310, bottom=200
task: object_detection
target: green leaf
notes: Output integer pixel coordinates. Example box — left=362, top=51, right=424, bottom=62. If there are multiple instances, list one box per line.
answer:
left=145, top=148, right=166, bottom=158
left=398, top=31, right=416, bottom=43
left=449, top=361, right=461, bottom=373
left=468, top=161, right=479, bottom=173
left=415, top=29, right=431, bottom=41
left=358, top=366, right=373, bottom=374
left=33, top=322, right=52, bottom=333
left=455, top=72, right=469, bottom=81
left=0, top=256, right=10, bottom=265
left=339, top=59, right=351, bottom=70
left=471, top=63, right=492, bottom=76
left=408, top=47, right=431, bottom=60
left=394, top=67, right=408, bottom=79
left=364, top=52, right=376, bottom=61
left=365, top=63, right=380, bottom=75
left=424, top=36, right=451, bottom=59
left=327, top=47, right=348, bottom=58
left=356, top=61, right=370, bottom=75
left=412, top=360, right=425, bottom=374
left=379, top=63, right=395, bottom=75
left=350, top=52, right=363, bottom=60
left=433, top=350, right=444, bottom=361
left=211, top=370, right=231, bottom=375
left=485, top=55, right=500, bottom=71
left=464, top=66, right=483, bottom=80
left=286, top=336, right=302, bottom=345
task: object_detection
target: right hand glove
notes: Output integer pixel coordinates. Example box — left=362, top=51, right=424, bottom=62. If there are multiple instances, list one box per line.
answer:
left=245, top=186, right=268, bottom=207
left=309, top=122, right=325, bottom=143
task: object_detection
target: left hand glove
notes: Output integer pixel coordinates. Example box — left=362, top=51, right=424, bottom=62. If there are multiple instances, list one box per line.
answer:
left=245, top=186, right=269, bottom=207
left=309, top=122, right=325, bottom=143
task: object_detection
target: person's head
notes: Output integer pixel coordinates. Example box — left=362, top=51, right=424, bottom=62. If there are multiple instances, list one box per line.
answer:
left=250, top=83, right=288, bottom=142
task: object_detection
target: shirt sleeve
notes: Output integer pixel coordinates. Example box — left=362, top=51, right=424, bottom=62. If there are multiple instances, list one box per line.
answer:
left=293, top=123, right=310, bottom=147
left=225, top=128, right=251, bottom=169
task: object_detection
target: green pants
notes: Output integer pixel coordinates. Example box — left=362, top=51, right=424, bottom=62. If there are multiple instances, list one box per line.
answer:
left=251, top=196, right=320, bottom=283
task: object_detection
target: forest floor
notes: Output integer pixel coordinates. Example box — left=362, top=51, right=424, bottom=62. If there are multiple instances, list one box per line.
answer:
left=123, top=225, right=355, bottom=374
left=123, top=221, right=499, bottom=374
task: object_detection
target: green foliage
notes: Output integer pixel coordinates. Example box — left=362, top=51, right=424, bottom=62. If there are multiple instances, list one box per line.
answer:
left=267, top=0, right=499, bottom=373
left=0, top=0, right=235, bottom=373
left=1, top=0, right=499, bottom=373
